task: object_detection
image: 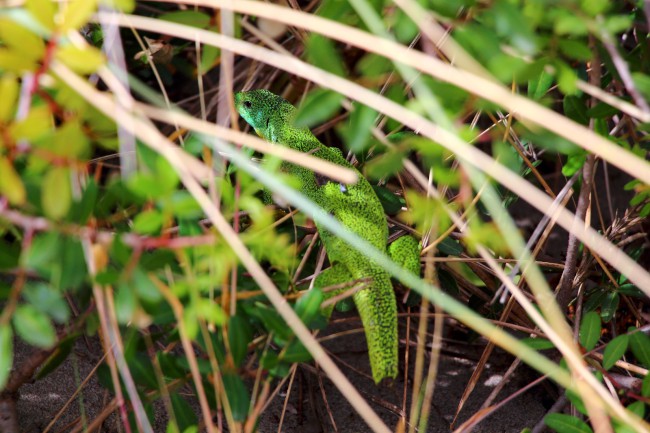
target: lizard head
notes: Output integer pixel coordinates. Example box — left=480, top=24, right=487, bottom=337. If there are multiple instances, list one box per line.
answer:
left=234, top=89, right=287, bottom=140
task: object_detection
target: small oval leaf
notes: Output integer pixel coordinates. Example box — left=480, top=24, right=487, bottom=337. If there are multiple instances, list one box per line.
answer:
left=629, top=328, right=650, bottom=368
left=42, top=167, right=71, bottom=220
left=579, top=311, right=601, bottom=351
left=56, top=45, right=105, bottom=75
left=0, top=324, right=12, bottom=390
left=60, top=0, right=99, bottom=31
left=13, top=304, right=57, bottom=348
left=0, top=156, right=26, bottom=205
left=544, top=413, right=593, bottom=433
left=602, top=334, right=628, bottom=370
left=292, top=89, right=343, bottom=129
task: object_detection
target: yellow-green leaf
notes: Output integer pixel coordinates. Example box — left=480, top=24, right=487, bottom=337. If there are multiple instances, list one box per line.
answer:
left=100, top=0, right=135, bottom=13
left=0, top=75, right=19, bottom=123
left=0, top=157, right=26, bottom=205
left=196, top=298, right=227, bottom=326
left=9, top=105, right=53, bottom=141
left=26, top=0, right=57, bottom=30
left=59, top=0, right=98, bottom=32
left=0, top=48, right=38, bottom=73
left=133, top=209, right=164, bottom=235
left=42, top=167, right=71, bottom=219
left=0, top=19, right=45, bottom=62
left=56, top=45, right=105, bottom=74
left=53, top=119, right=90, bottom=158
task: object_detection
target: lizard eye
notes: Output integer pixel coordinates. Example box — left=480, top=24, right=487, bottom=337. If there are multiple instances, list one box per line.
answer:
left=243, top=100, right=252, bottom=108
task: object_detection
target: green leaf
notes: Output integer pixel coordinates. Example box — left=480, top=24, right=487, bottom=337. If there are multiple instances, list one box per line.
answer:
left=579, top=311, right=601, bottom=351
left=371, top=185, right=404, bottom=216
left=251, top=303, right=292, bottom=343
left=603, top=15, right=633, bottom=34
left=56, top=45, right=105, bottom=74
left=155, top=156, right=180, bottom=192
left=199, top=43, right=220, bottom=74
left=22, top=232, right=60, bottom=270
left=521, top=337, right=556, bottom=350
left=228, top=315, right=253, bottom=367
left=580, top=0, right=609, bottom=15
left=129, top=268, right=163, bottom=303
left=115, top=284, right=137, bottom=324
left=0, top=240, right=20, bottom=270
left=617, top=284, right=644, bottom=297
left=48, top=119, right=91, bottom=158
left=60, top=0, right=99, bottom=31
left=627, top=401, right=645, bottom=419
left=133, top=209, right=164, bottom=235
left=600, top=292, right=619, bottom=323
left=0, top=156, right=26, bottom=205
left=294, top=288, right=324, bottom=327
left=170, top=393, right=197, bottom=431
left=72, top=179, right=98, bottom=224
left=356, top=53, right=392, bottom=77
left=23, top=283, right=70, bottom=323
left=554, top=14, right=588, bottom=36
left=57, top=236, right=86, bottom=290
left=282, top=339, right=313, bottom=363
left=127, top=353, right=158, bottom=389
left=565, top=389, right=588, bottom=415
left=196, top=299, right=227, bottom=326
left=544, top=413, right=593, bottom=433
left=632, top=73, right=650, bottom=102
left=159, top=11, right=211, bottom=29
left=305, top=34, right=346, bottom=77
left=528, top=69, right=553, bottom=100
left=13, top=304, right=57, bottom=348
left=602, top=334, right=628, bottom=370
left=422, top=234, right=453, bottom=257
left=222, top=373, right=250, bottom=421
left=364, top=149, right=406, bottom=181
left=586, top=102, right=618, bottom=119
left=562, top=152, right=587, bottom=177
left=629, top=328, right=650, bottom=368
left=556, top=61, right=578, bottom=95
left=563, top=96, right=589, bottom=125
left=292, top=89, right=343, bottom=129
left=558, top=39, right=592, bottom=61
left=0, top=324, right=12, bottom=390
left=492, top=140, right=521, bottom=173
left=345, top=103, right=377, bottom=153
left=42, top=167, right=72, bottom=220
left=642, top=372, right=650, bottom=397
left=393, top=9, right=419, bottom=43
left=26, top=0, right=57, bottom=30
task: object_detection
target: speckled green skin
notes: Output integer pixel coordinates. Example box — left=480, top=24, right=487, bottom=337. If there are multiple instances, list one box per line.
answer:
left=235, top=89, right=420, bottom=383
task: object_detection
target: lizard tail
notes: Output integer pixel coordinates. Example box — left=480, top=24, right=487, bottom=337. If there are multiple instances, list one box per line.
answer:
left=353, top=272, right=399, bottom=384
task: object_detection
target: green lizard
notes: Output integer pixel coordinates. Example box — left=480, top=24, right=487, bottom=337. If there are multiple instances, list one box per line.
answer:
left=234, top=89, right=420, bottom=384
